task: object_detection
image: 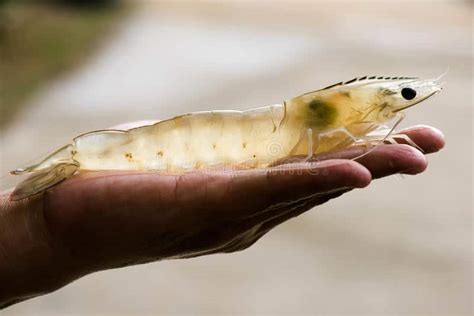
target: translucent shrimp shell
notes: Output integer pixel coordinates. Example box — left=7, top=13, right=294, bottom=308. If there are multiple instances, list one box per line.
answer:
left=10, top=75, right=442, bottom=199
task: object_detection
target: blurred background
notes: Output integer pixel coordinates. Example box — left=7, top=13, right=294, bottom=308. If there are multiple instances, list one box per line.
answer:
left=0, top=0, right=472, bottom=315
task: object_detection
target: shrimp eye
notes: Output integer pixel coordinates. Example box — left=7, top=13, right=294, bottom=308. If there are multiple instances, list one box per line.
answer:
left=401, top=87, right=417, bottom=100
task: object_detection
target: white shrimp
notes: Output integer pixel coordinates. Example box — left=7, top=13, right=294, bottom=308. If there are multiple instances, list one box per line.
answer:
left=10, top=75, right=442, bottom=200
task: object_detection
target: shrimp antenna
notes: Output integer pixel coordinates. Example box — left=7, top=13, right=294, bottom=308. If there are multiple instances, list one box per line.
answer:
left=409, top=68, right=448, bottom=89
left=431, top=67, right=450, bottom=82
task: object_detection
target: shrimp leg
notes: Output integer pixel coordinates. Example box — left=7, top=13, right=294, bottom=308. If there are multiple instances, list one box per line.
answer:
left=305, top=128, right=314, bottom=161
left=355, top=112, right=419, bottom=149
left=315, top=127, right=360, bottom=154
left=317, top=127, right=358, bottom=143
left=357, top=132, right=423, bottom=152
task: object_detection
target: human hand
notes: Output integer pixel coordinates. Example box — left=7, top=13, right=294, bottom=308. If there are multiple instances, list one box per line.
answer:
left=0, top=125, right=444, bottom=308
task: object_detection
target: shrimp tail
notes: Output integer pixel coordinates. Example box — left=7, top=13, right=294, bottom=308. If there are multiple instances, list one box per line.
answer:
left=11, top=163, right=79, bottom=200
left=10, top=144, right=79, bottom=200
left=10, top=144, right=75, bottom=175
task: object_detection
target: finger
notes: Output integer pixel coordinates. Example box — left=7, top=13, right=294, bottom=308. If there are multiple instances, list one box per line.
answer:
left=353, top=144, right=428, bottom=178
left=397, top=125, right=445, bottom=154
left=224, top=159, right=370, bottom=219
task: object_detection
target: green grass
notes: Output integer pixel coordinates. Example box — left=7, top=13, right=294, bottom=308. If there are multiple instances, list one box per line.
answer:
left=0, top=2, right=127, bottom=128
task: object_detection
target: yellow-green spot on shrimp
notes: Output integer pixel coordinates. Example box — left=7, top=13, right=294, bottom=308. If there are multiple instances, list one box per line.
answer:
left=10, top=75, right=443, bottom=200
left=306, top=99, right=339, bottom=128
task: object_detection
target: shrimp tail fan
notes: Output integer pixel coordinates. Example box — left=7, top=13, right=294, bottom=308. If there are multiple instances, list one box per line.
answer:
left=10, top=144, right=79, bottom=200
left=11, top=163, right=79, bottom=200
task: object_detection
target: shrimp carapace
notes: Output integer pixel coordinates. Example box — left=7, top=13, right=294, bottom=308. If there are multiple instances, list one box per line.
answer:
left=10, top=75, right=442, bottom=200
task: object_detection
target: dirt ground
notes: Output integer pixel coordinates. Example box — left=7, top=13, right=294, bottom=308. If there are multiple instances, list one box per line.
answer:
left=1, top=1, right=472, bottom=315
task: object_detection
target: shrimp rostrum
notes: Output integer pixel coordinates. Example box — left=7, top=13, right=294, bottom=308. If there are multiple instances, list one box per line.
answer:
left=11, top=75, right=442, bottom=200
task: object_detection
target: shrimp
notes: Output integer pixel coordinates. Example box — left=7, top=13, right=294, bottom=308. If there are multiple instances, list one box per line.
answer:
left=10, top=75, right=442, bottom=200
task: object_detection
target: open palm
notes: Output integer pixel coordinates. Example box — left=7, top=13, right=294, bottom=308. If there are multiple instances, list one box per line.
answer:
left=0, top=125, right=444, bottom=308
